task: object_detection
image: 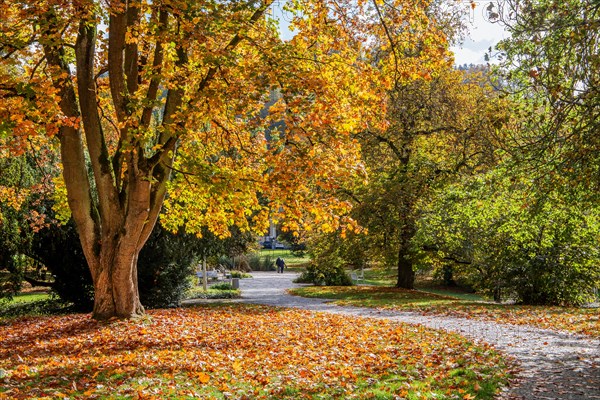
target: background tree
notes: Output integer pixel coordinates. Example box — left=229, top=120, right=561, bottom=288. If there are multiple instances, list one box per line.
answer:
left=351, top=68, right=504, bottom=288
left=416, top=164, right=600, bottom=305
left=0, top=153, right=55, bottom=298
left=492, top=0, right=600, bottom=191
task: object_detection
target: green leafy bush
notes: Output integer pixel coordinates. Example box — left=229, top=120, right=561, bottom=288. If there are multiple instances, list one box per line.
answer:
left=295, top=262, right=353, bottom=286
left=30, top=219, right=94, bottom=310
left=210, top=282, right=233, bottom=290
left=230, top=270, right=251, bottom=279
left=293, top=232, right=355, bottom=286
left=416, top=168, right=600, bottom=306
left=137, top=226, right=199, bottom=309
left=247, top=254, right=275, bottom=271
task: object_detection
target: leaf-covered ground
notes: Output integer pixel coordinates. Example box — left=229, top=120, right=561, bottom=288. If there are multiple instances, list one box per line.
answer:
left=290, top=286, right=600, bottom=338
left=0, top=304, right=511, bottom=399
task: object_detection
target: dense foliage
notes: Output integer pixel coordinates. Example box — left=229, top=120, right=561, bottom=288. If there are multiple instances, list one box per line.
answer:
left=295, top=235, right=354, bottom=286
left=416, top=166, right=600, bottom=306
left=493, top=0, right=600, bottom=189
left=30, top=219, right=93, bottom=309
left=0, top=155, right=55, bottom=299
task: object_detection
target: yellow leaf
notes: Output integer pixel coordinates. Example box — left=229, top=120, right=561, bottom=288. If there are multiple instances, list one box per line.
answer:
left=232, top=360, right=242, bottom=374
left=197, top=371, right=210, bottom=384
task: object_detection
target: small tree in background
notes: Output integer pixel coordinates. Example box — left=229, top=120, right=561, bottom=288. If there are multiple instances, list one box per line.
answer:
left=295, top=233, right=355, bottom=286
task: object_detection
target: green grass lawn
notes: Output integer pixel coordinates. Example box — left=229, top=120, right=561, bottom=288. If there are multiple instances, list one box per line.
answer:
left=5, top=291, right=51, bottom=304
left=186, top=285, right=241, bottom=300
left=0, top=291, right=71, bottom=322
left=291, top=286, right=462, bottom=309
left=257, top=248, right=310, bottom=267
left=290, top=285, right=599, bottom=338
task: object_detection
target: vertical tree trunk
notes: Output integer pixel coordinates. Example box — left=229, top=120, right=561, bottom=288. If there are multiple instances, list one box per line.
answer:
left=396, top=215, right=416, bottom=289
left=396, top=241, right=415, bottom=289
left=90, top=233, right=146, bottom=320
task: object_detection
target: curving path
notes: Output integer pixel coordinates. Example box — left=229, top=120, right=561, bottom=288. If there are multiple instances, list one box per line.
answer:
left=232, top=272, right=600, bottom=399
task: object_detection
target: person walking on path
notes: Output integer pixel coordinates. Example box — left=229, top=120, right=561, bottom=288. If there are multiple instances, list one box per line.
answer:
left=275, top=257, right=286, bottom=273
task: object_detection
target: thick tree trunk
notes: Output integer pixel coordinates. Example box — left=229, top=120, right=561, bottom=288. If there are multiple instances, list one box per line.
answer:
left=396, top=216, right=416, bottom=289
left=91, top=246, right=145, bottom=320
left=396, top=244, right=415, bottom=289
left=88, top=174, right=155, bottom=320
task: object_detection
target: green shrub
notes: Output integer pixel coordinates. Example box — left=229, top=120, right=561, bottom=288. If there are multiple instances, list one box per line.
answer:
left=30, top=220, right=94, bottom=310
left=247, top=254, right=275, bottom=271
left=210, top=282, right=233, bottom=290
left=295, top=263, right=353, bottom=286
left=294, top=232, right=354, bottom=286
left=137, top=226, right=198, bottom=309
left=230, top=270, right=251, bottom=279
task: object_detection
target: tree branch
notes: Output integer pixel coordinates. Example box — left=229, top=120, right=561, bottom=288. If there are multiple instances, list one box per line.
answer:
left=41, top=9, right=99, bottom=259
left=196, top=1, right=275, bottom=94
left=75, top=10, right=121, bottom=233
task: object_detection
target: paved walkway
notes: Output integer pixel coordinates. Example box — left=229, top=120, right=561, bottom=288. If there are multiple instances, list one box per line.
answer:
left=232, top=272, right=599, bottom=400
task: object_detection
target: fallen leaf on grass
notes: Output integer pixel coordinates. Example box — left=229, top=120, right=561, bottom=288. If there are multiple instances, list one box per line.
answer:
left=0, top=305, right=512, bottom=399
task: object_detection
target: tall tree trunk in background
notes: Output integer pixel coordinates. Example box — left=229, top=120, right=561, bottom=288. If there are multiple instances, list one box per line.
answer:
left=396, top=219, right=416, bottom=289
left=395, top=137, right=417, bottom=289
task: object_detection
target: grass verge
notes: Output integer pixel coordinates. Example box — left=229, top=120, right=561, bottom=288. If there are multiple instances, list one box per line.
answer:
left=289, top=286, right=599, bottom=338
left=257, top=249, right=310, bottom=267
left=0, top=304, right=513, bottom=399
left=0, top=298, right=74, bottom=322
left=186, top=285, right=241, bottom=300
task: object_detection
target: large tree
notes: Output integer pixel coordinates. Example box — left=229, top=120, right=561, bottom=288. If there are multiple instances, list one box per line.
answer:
left=354, top=68, right=504, bottom=288
left=0, top=0, right=448, bottom=319
left=491, top=0, right=600, bottom=189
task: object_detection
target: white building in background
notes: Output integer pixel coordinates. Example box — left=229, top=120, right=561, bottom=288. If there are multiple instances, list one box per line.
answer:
left=259, top=218, right=286, bottom=249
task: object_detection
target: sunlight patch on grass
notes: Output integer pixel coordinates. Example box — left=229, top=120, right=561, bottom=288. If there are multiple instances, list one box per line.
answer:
left=258, top=249, right=309, bottom=266
left=5, top=292, right=51, bottom=304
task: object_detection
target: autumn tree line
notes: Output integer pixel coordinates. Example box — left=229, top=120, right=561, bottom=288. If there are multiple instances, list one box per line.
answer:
left=1, top=0, right=599, bottom=319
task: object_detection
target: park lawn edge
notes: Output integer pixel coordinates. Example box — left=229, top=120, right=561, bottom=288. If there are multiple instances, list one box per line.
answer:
left=288, top=286, right=600, bottom=338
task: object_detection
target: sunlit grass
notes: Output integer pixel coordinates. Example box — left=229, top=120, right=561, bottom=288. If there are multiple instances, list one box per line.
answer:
left=290, top=286, right=599, bottom=337
left=3, top=291, right=51, bottom=304
left=257, top=249, right=310, bottom=267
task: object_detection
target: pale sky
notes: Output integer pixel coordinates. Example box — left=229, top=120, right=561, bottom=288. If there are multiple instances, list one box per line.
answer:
left=271, top=1, right=508, bottom=67
left=450, top=1, right=509, bottom=66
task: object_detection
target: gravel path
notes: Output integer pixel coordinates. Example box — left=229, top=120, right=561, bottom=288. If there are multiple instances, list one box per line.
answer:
left=231, top=272, right=600, bottom=399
